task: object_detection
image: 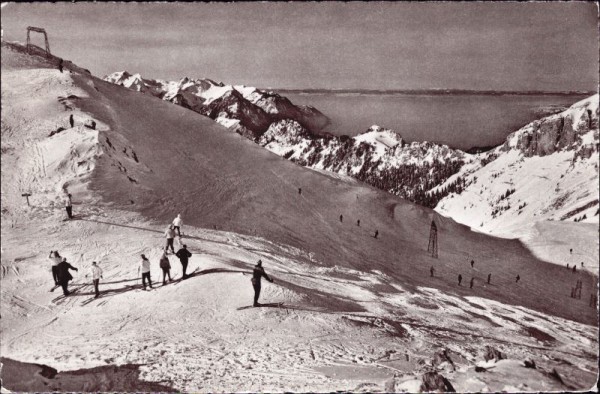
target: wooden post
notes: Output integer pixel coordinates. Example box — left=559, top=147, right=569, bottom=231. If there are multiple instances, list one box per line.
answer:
left=21, top=192, right=32, bottom=206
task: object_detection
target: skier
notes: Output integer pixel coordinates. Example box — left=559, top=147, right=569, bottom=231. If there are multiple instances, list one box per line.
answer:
left=357, top=219, right=360, bottom=226
left=56, top=257, right=78, bottom=296
left=138, top=254, right=153, bottom=290
left=567, top=263, right=570, bottom=269
left=64, top=193, right=73, bottom=219
left=570, top=248, right=573, bottom=254
left=339, top=214, right=343, bottom=223
left=172, top=214, right=183, bottom=237
left=175, top=244, right=192, bottom=279
left=89, top=261, right=103, bottom=298
left=470, top=260, right=474, bottom=268
left=69, top=114, right=74, bottom=128
left=298, top=188, right=302, bottom=195
left=572, top=265, right=577, bottom=273
left=252, top=260, right=274, bottom=307
left=470, top=277, right=474, bottom=289
left=374, top=230, right=379, bottom=239
left=516, top=274, right=520, bottom=283
left=458, top=274, right=462, bottom=286
left=581, top=262, right=584, bottom=267
left=487, top=273, right=491, bottom=284
left=164, top=225, right=176, bottom=253
left=430, top=266, right=435, bottom=277
left=58, top=59, right=63, bottom=73
left=49, top=250, right=61, bottom=286
left=159, top=252, right=172, bottom=285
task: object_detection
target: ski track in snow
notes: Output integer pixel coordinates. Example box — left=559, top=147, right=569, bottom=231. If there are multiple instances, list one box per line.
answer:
left=1, top=43, right=598, bottom=392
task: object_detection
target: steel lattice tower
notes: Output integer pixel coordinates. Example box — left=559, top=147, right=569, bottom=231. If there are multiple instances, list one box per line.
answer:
left=427, top=220, right=438, bottom=258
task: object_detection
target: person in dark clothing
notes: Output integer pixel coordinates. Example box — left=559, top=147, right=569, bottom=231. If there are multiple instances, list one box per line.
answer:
left=570, top=248, right=573, bottom=254
left=339, top=214, right=343, bottom=223
left=487, top=273, right=491, bottom=284
left=58, top=59, right=63, bottom=73
left=458, top=274, right=462, bottom=286
left=69, top=114, right=74, bottom=128
left=252, top=260, right=273, bottom=307
left=49, top=250, right=61, bottom=285
left=374, top=230, right=379, bottom=239
left=567, top=263, right=570, bottom=269
left=298, top=188, right=302, bottom=195
left=430, top=266, right=435, bottom=277
left=470, top=277, right=474, bottom=289
left=516, top=274, right=520, bottom=283
left=64, top=193, right=73, bottom=219
left=572, top=265, right=577, bottom=273
left=175, top=244, right=192, bottom=279
left=91, top=120, right=96, bottom=130
left=470, top=260, right=474, bottom=268
left=56, top=258, right=78, bottom=296
left=159, top=252, right=172, bottom=285
left=357, top=219, right=360, bottom=226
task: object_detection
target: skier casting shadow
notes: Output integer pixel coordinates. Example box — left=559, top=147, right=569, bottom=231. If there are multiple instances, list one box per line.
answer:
left=57, top=257, right=78, bottom=296
left=252, top=260, right=274, bottom=307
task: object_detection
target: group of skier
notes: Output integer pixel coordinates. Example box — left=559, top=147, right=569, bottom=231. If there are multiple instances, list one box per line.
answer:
left=430, top=259, right=521, bottom=290
left=51, top=212, right=274, bottom=306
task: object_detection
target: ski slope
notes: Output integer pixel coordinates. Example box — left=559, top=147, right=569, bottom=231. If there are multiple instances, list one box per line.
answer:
left=1, top=42, right=598, bottom=392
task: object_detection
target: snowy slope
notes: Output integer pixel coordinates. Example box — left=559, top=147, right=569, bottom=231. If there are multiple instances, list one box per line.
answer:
left=2, top=42, right=598, bottom=392
left=436, top=95, right=599, bottom=272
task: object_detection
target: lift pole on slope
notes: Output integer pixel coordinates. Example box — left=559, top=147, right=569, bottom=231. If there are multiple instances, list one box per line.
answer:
left=427, top=220, right=438, bottom=259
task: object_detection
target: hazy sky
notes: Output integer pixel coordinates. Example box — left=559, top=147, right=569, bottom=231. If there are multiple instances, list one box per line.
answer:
left=2, top=2, right=598, bottom=90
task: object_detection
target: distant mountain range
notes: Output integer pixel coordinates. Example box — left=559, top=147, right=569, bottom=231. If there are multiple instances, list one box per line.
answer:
left=104, top=72, right=599, bottom=223
left=104, top=71, right=330, bottom=140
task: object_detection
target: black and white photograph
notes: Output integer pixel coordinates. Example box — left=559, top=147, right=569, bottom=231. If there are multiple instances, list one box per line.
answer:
left=0, top=2, right=598, bottom=392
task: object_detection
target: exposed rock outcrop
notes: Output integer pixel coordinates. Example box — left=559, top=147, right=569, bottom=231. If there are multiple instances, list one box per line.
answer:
left=502, top=95, right=599, bottom=159
left=483, top=345, right=505, bottom=362
left=420, top=371, right=455, bottom=392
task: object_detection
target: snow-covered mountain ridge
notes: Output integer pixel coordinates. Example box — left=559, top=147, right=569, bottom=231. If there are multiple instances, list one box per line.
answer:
left=259, top=121, right=471, bottom=207
left=104, top=71, right=329, bottom=139
left=435, top=95, right=599, bottom=268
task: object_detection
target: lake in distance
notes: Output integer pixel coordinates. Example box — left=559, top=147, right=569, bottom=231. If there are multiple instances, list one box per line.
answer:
left=284, top=92, right=591, bottom=151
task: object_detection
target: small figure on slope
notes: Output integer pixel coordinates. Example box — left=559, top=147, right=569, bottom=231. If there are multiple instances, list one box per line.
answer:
left=69, top=114, right=74, bottom=128
left=49, top=250, right=61, bottom=286
left=516, top=274, right=520, bottom=283
left=159, top=252, right=173, bottom=285
left=470, top=277, right=474, bottom=289
left=470, top=260, right=474, bottom=268
left=374, top=230, right=379, bottom=239
left=252, top=260, right=274, bottom=307
left=430, top=266, right=435, bottom=277
left=458, top=274, right=462, bottom=286
left=487, top=273, right=491, bottom=284
left=138, top=254, right=153, bottom=290
left=339, top=214, right=343, bottom=223
left=164, top=225, right=176, bottom=254
left=57, top=257, right=78, bottom=296
left=172, top=214, right=183, bottom=237
left=89, top=261, right=103, bottom=298
left=64, top=193, right=73, bottom=220
left=175, top=244, right=192, bottom=279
